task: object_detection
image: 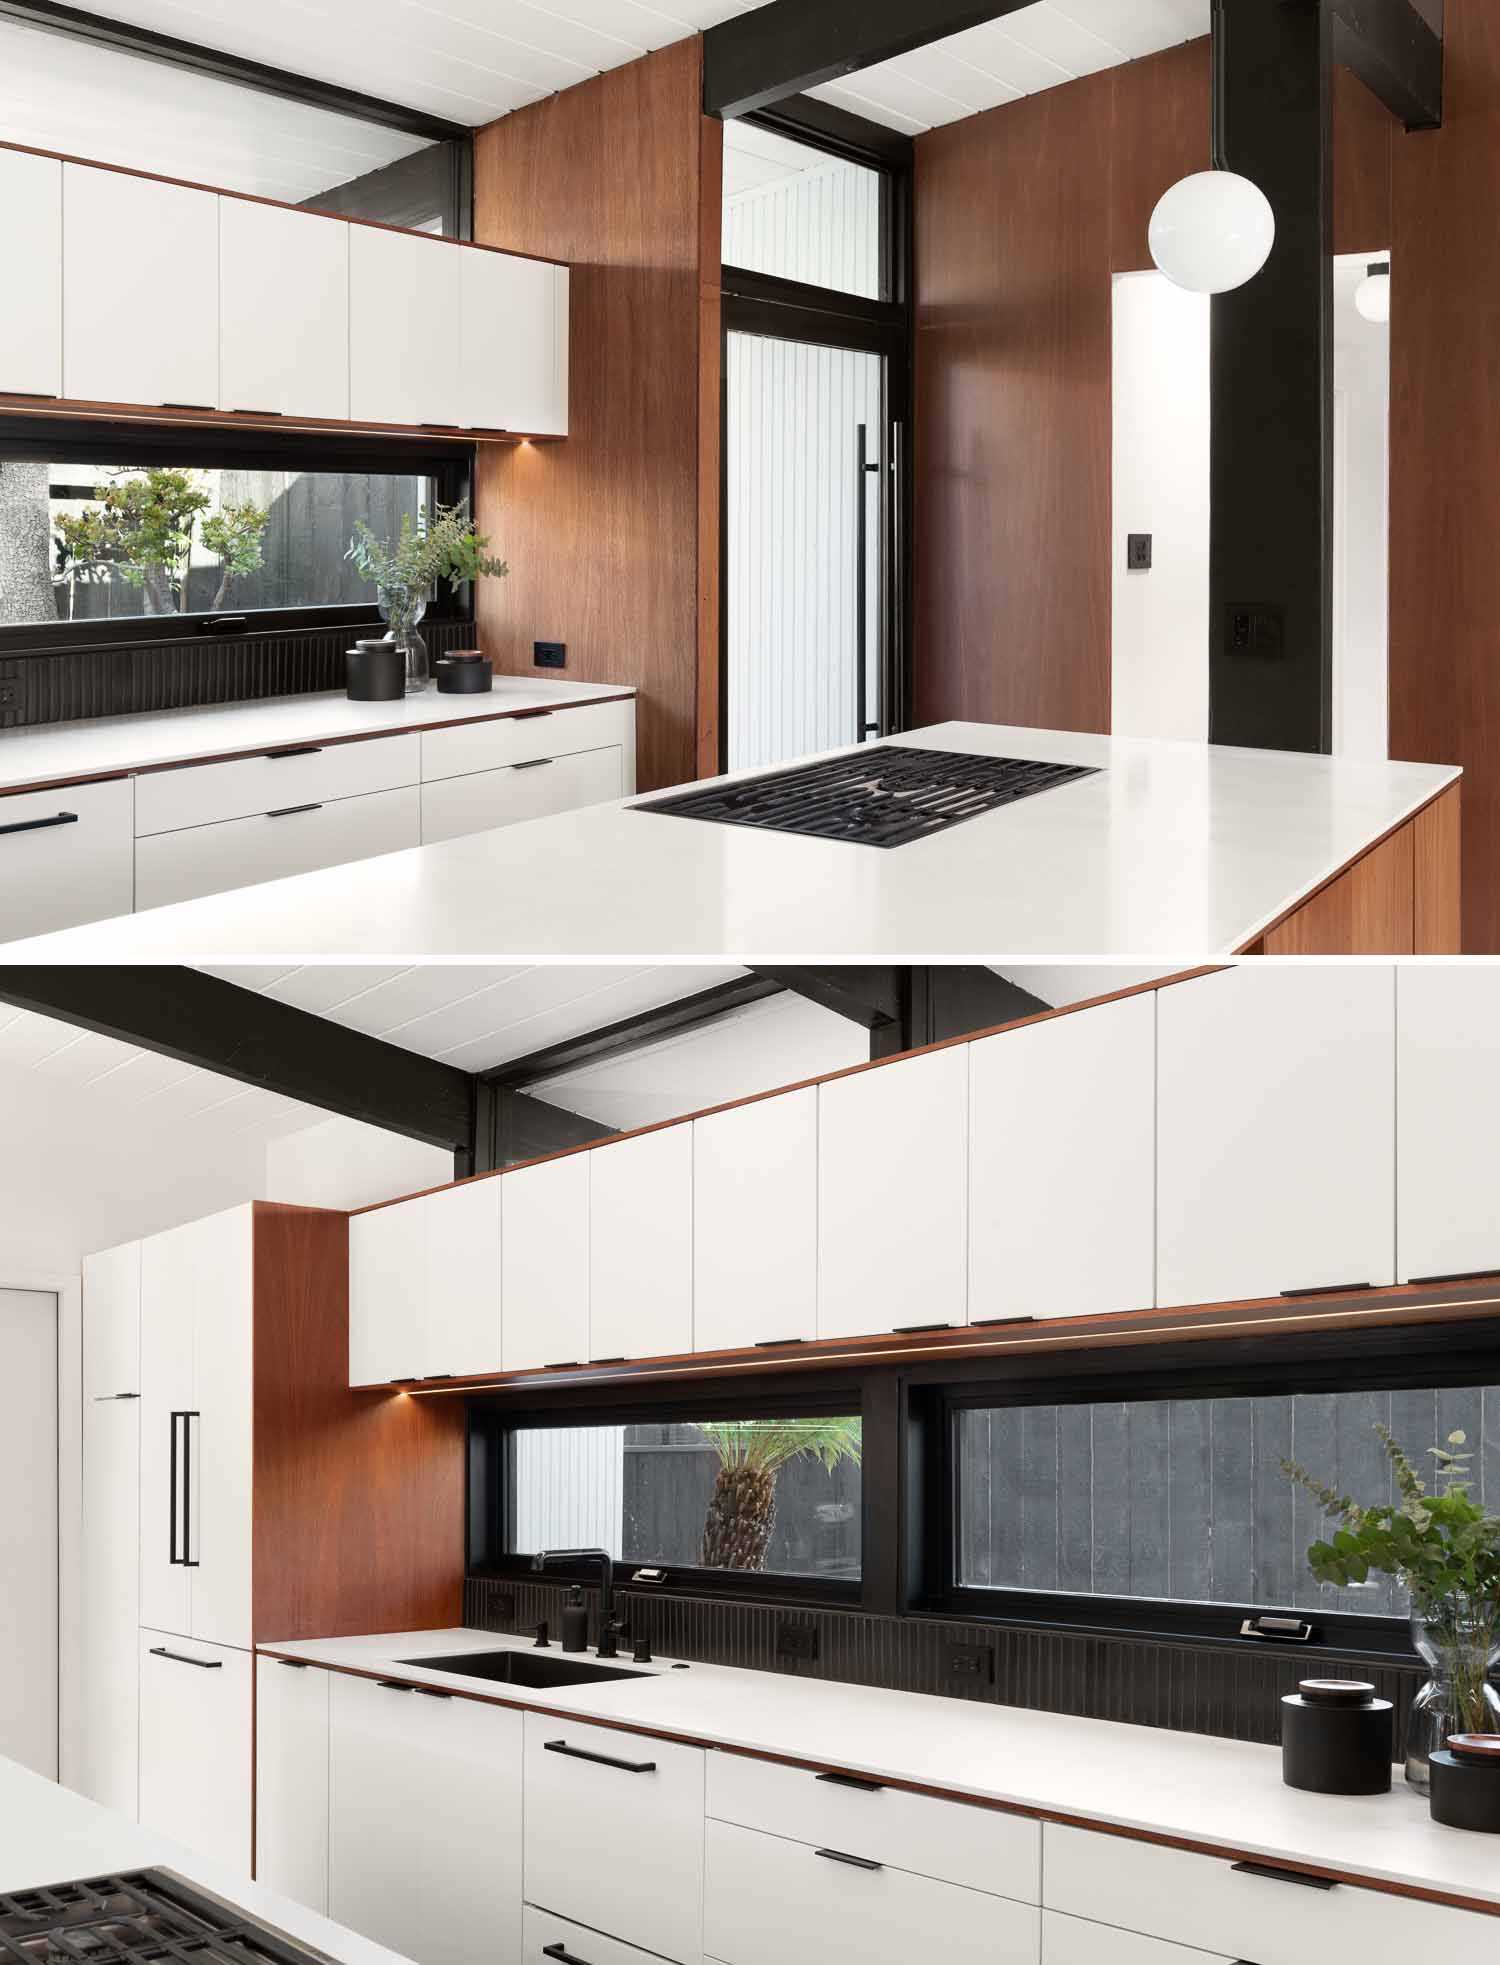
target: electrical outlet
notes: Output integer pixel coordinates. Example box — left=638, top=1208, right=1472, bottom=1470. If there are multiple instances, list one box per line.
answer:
left=1126, top=533, right=1153, bottom=572
left=776, top=1622, right=819, bottom=1663
left=944, top=1642, right=994, bottom=1685
left=534, top=641, right=567, bottom=670
left=1227, top=603, right=1287, bottom=657
left=489, top=1591, right=516, bottom=1625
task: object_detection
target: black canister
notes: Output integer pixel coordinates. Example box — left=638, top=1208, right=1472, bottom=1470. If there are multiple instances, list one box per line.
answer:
left=435, top=649, right=493, bottom=694
left=1430, top=1735, right=1500, bottom=1834
left=346, top=638, right=405, bottom=702
left=1281, top=1679, right=1393, bottom=1795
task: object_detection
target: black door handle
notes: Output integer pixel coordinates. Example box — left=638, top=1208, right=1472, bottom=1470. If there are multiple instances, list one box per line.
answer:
left=816, top=1772, right=885, bottom=1793
left=543, top=1739, right=656, bottom=1774
left=149, top=1646, right=221, bottom=1669
left=1230, top=1861, right=1337, bottom=1891
left=542, top=1946, right=594, bottom=1964
left=266, top=803, right=323, bottom=819
left=816, top=1847, right=883, bottom=1873
left=0, top=810, right=78, bottom=838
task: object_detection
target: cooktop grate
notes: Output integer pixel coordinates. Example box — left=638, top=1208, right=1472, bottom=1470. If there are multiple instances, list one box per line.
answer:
left=638, top=745, right=1099, bottom=848
left=0, top=1871, right=330, bottom=1963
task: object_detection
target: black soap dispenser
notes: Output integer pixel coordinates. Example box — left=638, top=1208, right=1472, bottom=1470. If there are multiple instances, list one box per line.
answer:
left=560, top=1585, right=589, bottom=1654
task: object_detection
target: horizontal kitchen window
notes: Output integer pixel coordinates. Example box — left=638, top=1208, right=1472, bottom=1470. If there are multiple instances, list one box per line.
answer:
left=497, top=1412, right=863, bottom=1588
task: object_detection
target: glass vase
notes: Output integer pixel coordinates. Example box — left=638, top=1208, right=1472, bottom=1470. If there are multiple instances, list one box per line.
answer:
left=1405, top=1597, right=1500, bottom=1790
left=378, top=587, right=431, bottom=694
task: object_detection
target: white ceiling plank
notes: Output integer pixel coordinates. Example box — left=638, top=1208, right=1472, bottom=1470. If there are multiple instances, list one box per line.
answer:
left=30, top=1032, right=152, bottom=1087
left=413, top=0, right=648, bottom=68
left=0, top=1011, right=93, bottom=1071
left=890, top=36, right=1042, bottom=109
left=939, top=17, right=1089, bottom=92
left=434, top=964, right=739, bottom=1072
left=325, top=965, right=534, bottom=1039
left=257, top=965, right=412, bottom=1014
left=89, top=1048, right=202, bottom=1102
left=406, top=964, right=651, bottom=1063
left=1049, top=0, right=1205, bottom=60
left=813, top=58, right=981, bottom=129
left=804, top=80, right=931, bottom=137
left=990, top=4, right=1130, bottom=74
left=200, top=965, right=302, bottom=991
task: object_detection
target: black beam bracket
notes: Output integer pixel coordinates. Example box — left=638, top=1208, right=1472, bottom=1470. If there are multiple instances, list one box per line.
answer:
left=1328, top=0, right=1444, bottom=132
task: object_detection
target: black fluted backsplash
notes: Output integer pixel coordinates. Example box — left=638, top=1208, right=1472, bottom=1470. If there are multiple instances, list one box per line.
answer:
left=0, top=620, right=475, bottom=730
left=464, top=1575, right=1423, bottom=1756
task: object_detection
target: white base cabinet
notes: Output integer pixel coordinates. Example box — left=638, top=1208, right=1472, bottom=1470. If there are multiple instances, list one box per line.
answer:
left=138, top=1631, right=252, bottom=1873
left=523, top=1907, right=665, bottom=1965
left=0, top=778, right=134, bottom=944
left=255, top=1658, right=330, bottom=1916
left=420, top=747, right=623, bottom=845
left=1042, top=1912, right=1231, bottom=1965
left=328, top=1672, right=523, bottom=1965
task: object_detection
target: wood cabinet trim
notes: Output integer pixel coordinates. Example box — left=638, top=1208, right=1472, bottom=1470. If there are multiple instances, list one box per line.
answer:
left=0, top=390, right=560, bottom=445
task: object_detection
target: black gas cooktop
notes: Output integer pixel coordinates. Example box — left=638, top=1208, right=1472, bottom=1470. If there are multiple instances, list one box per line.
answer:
left=638, top=745, right=1099, bottom=848
left=0, top=1871, right=333, bottom=1963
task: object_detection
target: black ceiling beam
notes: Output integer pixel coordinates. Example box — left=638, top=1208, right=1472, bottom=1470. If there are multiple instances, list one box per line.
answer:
left=751, top=967, right=905, bottom=1037
left=482, top=976, right=787, bottom=1090
left=0, top=966, right=476, bottom=1155
left=703, top=0, right=1033, bottom=119
left=0, top=0, right=468, bottom=143
left=745, top=92, right=915, bottom=169
left=1329, top=0, right=1444, bottom=132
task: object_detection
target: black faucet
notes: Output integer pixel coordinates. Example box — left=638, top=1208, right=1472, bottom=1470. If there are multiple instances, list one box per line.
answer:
left=532, top=1548, right=616, bottom=1648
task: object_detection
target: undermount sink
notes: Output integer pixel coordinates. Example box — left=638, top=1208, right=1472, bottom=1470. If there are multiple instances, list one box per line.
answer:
left=397, top=1648, right=651, bottom=1690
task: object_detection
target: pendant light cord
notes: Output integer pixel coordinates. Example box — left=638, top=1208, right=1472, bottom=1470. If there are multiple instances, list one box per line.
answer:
left=1211, top=1, right=1229, bottom=172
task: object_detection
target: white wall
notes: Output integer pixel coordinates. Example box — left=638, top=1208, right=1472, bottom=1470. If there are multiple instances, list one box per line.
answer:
left=0, top=1289, right=58, bottom=1779
left=262, top=1113, right=451, bottom=1211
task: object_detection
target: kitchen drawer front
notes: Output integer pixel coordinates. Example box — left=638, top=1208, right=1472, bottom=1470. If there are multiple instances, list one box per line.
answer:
left=524, top=1714, right=705, bottom=1964
left=704, top=1819, right=1040, bottom=1965
left=420, top=746, right=622, bottom=844
left=138, top=1630, right=252, bottom=1872
left=134, top=733, right=419, bottom=836
left=1043, top=1911, right=1232, bottom=1965
left=707, top=1753, right=1039, bottom=1902
left=1043, top=1826, right=1495, bottom=1965
left=523, top=1905, right=667, bottom=1965
left=0, top=777, right=133, bottom=943
left=135, top=786, right=419, bottom=911
left=420, top=699, right=633, bottom=782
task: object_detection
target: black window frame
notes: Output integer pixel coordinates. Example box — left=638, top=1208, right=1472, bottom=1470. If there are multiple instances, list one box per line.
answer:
left=0, top=413, right=478, bottom=655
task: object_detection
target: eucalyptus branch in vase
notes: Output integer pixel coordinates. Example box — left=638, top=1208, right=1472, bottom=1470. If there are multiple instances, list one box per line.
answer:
left=347, top=501, right=507, bottom=690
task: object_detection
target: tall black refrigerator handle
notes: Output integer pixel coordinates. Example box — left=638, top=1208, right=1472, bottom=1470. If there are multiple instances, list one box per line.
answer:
left=169, top=1411, right=181, bottom=1566
left=183, top=1410, right=200, bottom=1569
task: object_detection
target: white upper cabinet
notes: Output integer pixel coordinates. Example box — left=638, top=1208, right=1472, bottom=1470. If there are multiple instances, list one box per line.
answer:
left=694, top=1088, right=818, bottom=1352
left=348, top=1195, right=425, bottom=1387
left=349, top=224, right=463, bottom=427
left=589, top=1127, right=694, bottom=1362
left=83, top=1238, right=141, bottom=1400
left=969, top=994, right=1156, bottom=1323
left=219, top=199, right=349, bottom=419
left=0, top=149, right=62, bottom=396
left=502, top=1151, right=590, bottom=1373
left=423, top=1177, right=502, bottom=1378
left=1156, top=967, right=1397, bottom=1307
left=818, top=1047, right=970, bottom=1340
left=63, top=164, right=219, bottom=408
left=1396, top=965, right=1500, bottom=1284
left=460, top=248, right=568, bottom=434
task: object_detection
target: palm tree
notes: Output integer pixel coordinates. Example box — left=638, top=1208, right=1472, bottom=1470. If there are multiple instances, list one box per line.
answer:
left=692, top=1418, right=862, bottom=1572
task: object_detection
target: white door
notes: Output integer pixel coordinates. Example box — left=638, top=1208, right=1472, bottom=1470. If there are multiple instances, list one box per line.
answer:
left=349, top=1194, right=427, bottom=1386
left=328, top=1672, right=523, bottom=1965
left=818, top=1048, right=969, bottom=1339
left=694, top=1088, right=818, bottom=1351
left=256, top=1657, right=330, bottom=1914
left=1156, top=966, right=1397, bottom=1307
left=219, top=199, right=350, bottom=419
left=187, top=1207, right=253, bottom=1649
left=502, top=1152, right=589, bottom=1373
left=589, top=1127, right=694, bottom=1362
left=459, top=248, right=563, bottom=433
left=138, top=1223, right=197, bottom=1638
left=423, top=1177, right=503, bottom=1379
left=1395, top=965, right=1500, bottom=1283
left=0, top=149, right=63, bottom=396
left=63, top=165, right=219, bottom=408
left=138, top=1630, right=252, bottom=1873
left=969, top=995, right=1157, bottom=1322
left=349, top=226, right=464, bottom=427
left=0, top=1289, right=58, bottom=1778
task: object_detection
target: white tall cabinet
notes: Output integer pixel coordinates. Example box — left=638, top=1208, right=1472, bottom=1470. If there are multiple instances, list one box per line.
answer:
left=1395, top=964, right=1500, bottom=1283
left=0, top=148, right=62, bottom=397
left=79, top=1241, right=142, bottom=1818
left=1155, top=965, right=1397, bottom=1307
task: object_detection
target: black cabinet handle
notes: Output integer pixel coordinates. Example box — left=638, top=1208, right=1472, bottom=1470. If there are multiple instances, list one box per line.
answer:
left=1230, top=1862, right=1337, bottom=1891
left=149, top=1646, right=221, bottom=1670
left=1409, top=1268, right=1500, bottom=1286
left=263, top=745, right=324, bottom=759
left=1, top=810, right=78, bottom=838
left=1280, top=1282, right=1373, bottom=1299
left=170, top=1410, right=201, bottom=1569
left=892, top=1321, right=955, bottom=1335
left=816, top=1772, right=885, bottom=1793
left=277, top=1660, right=309, bottom=1670
left=816, top=1847, right=883, bottom=1873
left=512, top=708, right=555, bottom=720
left=513, top=757, right=554, bottom=771
left=543, top=1739, right=656, bottom=1774
left=416, top=1687, right=453, bottom=1700
left=754, top=1337, right=807, bottom=1349
left=543, top=1946, right=593, bottom=1964
left=266, top=803, right=323, bottom=819
left=376, top=1679, right=414, bottom=1692
left=92, top=1391, right=140, bottom=1402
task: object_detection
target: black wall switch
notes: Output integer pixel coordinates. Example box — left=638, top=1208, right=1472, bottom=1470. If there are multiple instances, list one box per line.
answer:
left=776, top=1621, right=819, bottom=1664
left=534, top=641, right=567, bottom=669
left=1127, top=533, right=1153, bottom=572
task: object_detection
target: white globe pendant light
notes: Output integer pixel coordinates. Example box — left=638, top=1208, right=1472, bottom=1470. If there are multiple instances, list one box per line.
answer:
left=1149, top=3, right=1276, bottom=296
left=1355, top=261, right=1391, bottom=324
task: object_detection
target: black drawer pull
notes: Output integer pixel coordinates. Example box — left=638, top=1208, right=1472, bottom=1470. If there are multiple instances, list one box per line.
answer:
left=543, top=1739, right=656, bottom=1774
left=416, top=1687, right=453, bottom=1699
left=1230, top=1862, right=1337, bottom=1891
left=816, top=1772, right=885, bottom=1793
left=92, top=1391, right=140, bottom=1402
left=892, top=1322, right=955, bottom=1335
left=149, top=1646, right=221, bottom=1670
left=1, top=810, right=78, bottom=838
left=543, top=1946, right=593, bottom=1965
left=816, top=1847, right=883, bottom=1873
left=264, top=745, right=324, bottom=760
left=376, top=1679, right=414, bottom=1692
left=1280, top=1282, right=1373, bottom=1299
left=513, top=757, right=554, bottom=770
left=754, top=1336, right=807, bottom=1349
left=277, top=1660, right=309, bottom=1670
left=971, top=1315, right=1037, bottom=1329
left=1409, top=1267, right=1500, bottom=1285
left=266, top=803, right=323, bottom=819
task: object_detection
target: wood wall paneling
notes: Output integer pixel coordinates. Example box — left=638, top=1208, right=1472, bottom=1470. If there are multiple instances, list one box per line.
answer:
left=1108, top=40, right=1210, bottom=275
left=1261, top=818, right=1415, bottom=954
left=698, top=112, right=725, bottom=780
left=1413, top=782, right=1462, bottom=952
left=1334, top=64, right=1395, bottom=255
left=251, top=1203, right=465, bottom=1642
left=472, top=38, right=714, bottom=793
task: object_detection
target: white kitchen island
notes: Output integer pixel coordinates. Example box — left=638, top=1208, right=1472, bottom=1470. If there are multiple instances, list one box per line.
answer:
left=3, top=722, right=1460, bottom=958
left=0, top=1753, right=412, bottom=1963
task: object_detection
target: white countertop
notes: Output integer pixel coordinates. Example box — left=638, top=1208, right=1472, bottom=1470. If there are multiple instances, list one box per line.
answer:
left=0, top=677, right=635, bottom=793
left=7, top=723, right=1459, bottom=959
left=0, top=1755, right=411, bottom=1962
left=261, top=1626, right=1500, bottom=1916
